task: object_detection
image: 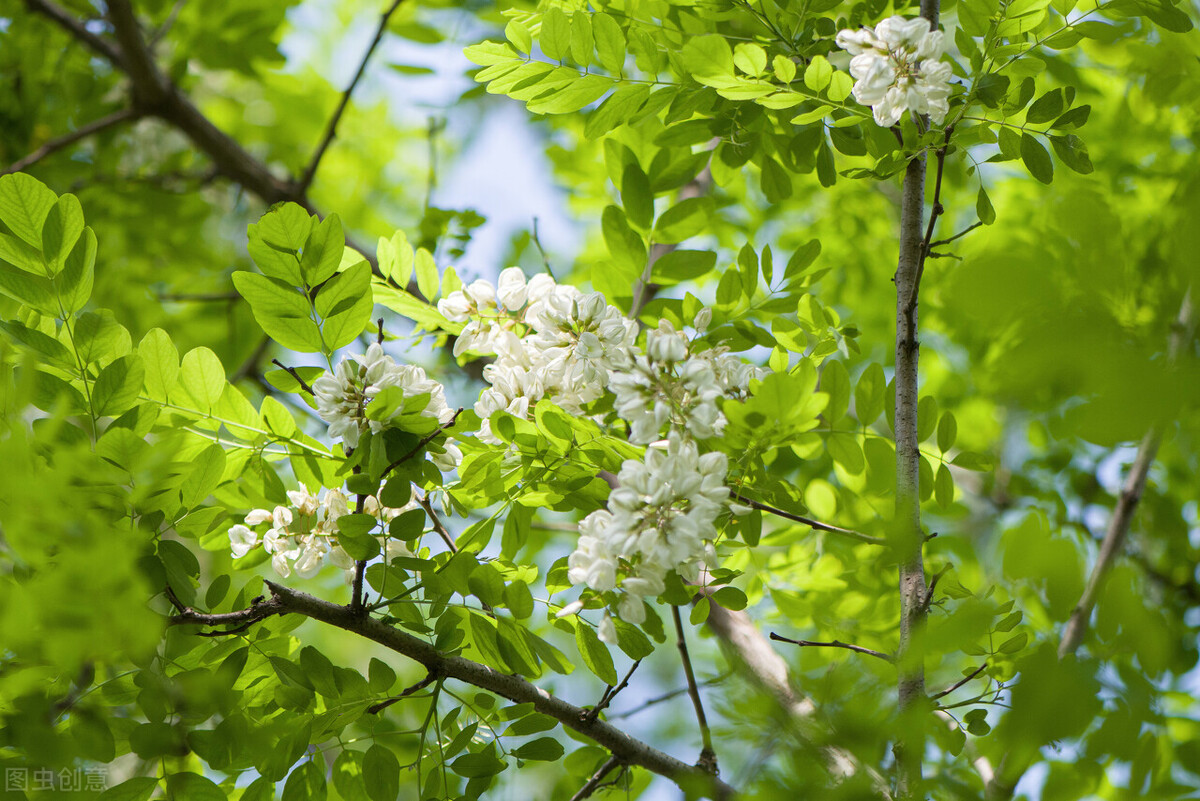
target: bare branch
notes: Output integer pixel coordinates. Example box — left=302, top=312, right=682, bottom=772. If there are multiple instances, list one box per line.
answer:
left=583, top=660, right=641, bottom=724
left=22, top=0, right=125, bottom=65
left=730, top=491, right=883, bottom=544
left=769, top=632, right=894, bottom=663
left=3, top=108, right=142, bottom=176
left=270, top=359, right=316, bottom=396
left=380, top=409, right=463, bottom=481
left=569, top=756, right=624, bottom=801
left=930, top=663, right=988, bottom=700
left=297, top=0, right=409, bottom=194
left=416, top=493, right=459, bottom=554
left=366, top=671, right=438, bottom=714
left=1058, top=287, right=1193, bottom=657
left=673, top=607, right=718, bottom=773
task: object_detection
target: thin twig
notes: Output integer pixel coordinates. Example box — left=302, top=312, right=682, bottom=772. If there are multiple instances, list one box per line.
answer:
left=930, top=663, right=988, bottom=700
left=930, top=220, right=983, bottom=249
left=531, top=217, right=555, bottom=277
left=270, top=359, right=316, bottom=396
left=3, top=108, right=142, bottom=175
left=905, top=125, right=955, bottom=315
left=22, top=0, right=126, bottom=65
left=416, top=494, right=458, bottom=554
left=673, top=607, right=718, bottom=774
left=297, top=0, right=409, bottom=194
left=608, top=672, right=732, bottom=720
left=568, top=756, right=624, bottom=801
left=730, top=491, right=884, bottom=544
left=769, top=632, right=894, bottom=663
left=379, top=409, right=463, bottom=481
left=584, top=660, right=642, bottom=724
left=366, top=671, right=438, bottom=714
left=158, top=291, right=239, bottom=303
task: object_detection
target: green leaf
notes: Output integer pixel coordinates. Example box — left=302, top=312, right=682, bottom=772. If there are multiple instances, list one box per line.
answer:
left=652, top=250, right=716, bottom=285
left=99, top=778, right=159, bottom=801
left=575, top=621, right=618, bottom=685
left=414, top=248, right=439, bottom=301
left=233, top=271, right=324, bottom=353
left=621, top=164, right=654, bottom=229
left=592, top=12, right=626, bottom=74
left=450, top=751, right=507, bottom=778
left=301, top=213, right=344, bottom=286
left=540, top=7, right=570, bottom=61
left=1020, top=133, right=1054, bottom=183
left=785, top=239, right=821, bottom=282
left=733, top=43, right=768, bottom=76
left=93, top=354, right=145, bottom=417
left=139, top=328, right=179, bottom=402
left=0, top=172, right=57, bottom=248
left=1050, top=134, right=1094, bottom=174
left=177, top=347, right=226, bottom=415
left=316, top=261, right=373, bottom=351
left=41, top=193, right=85, bottom=274
left=181, top=443, right=227, bottom=509
left=0, top=320, right=74, bottom=369
left=653, top=197, right=713, bottom=244
left=601, top=205, right=646, bottom=280
left=976, top=186, right=996, bottom=225
left=512, top=737, right=565, bottom=761
left=1026, top=89, right=1064, bottom=123
left=57, top=226, right=96, bottom=313
left=362, top=744, right=400, bottom=801
left=855, top=362, right=886, bottom=424
left=803, top=55, right=833, bottom=91
left=680, top=34, right=734, bottom=80
left=166, top=772, right=225, bottom=801
left=935, top=463, right=955, bottom=508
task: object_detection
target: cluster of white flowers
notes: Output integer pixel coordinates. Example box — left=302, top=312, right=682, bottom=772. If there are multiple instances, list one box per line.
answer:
left=836, top=16, right=953, bottom=127
left=439, top=268, right=637, bottom=443
left=227, top=483, right=418, bottom=580
left=565, top=436, right=727, bottom=629
left=313, top=343, right=456, bottom=451
left=610, top=319, right=764, bottom=445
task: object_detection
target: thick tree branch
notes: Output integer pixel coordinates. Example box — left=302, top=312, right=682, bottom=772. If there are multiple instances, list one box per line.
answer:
left=3, top=108, right=142, bottom=176
left=220, top=580, right=736, bottom=799
left=892, top=12, right=940, bottom=796
left=298, top=0, right=408, bottom=194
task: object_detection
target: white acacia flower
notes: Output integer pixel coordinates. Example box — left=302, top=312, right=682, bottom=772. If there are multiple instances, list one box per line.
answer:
left=228, top=525, right=258, bottom=559
left=566, top=435, right=731, bottom=624
left=313, top=344, right=453, bottom=449
left=598, top=613, right=618, bottom=645
left=836, top=15, right=952, bottom=126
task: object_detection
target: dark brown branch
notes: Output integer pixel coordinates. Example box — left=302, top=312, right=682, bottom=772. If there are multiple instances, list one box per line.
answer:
left=568, top=756, right=624, bottom=801
left=930, top=663, right=988, bottom=701
left=674, top=606, right=718, bottom=774
left=366, top=671, right=438, bottom=714
left=730, top=491, right=883, bottom=544
left=3, top=108, right=142, bottom=176
left=416, top=493, right=459, bottom=554
left=256, top=580, right=736, bottom=799
left=297, top=0, right=408, bottom=194
left=270, top=359, right=315, bottom=396
left=22, top=0, right=125, bottom=65
left=769, top=632, right=893, bottom=663
left=380, top=409, right=463, bottom=480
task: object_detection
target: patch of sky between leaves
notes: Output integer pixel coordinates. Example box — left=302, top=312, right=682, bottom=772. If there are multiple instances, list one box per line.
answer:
left=281, top=0, right=582, bottom=283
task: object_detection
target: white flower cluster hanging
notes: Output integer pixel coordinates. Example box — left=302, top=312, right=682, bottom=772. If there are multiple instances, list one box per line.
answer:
left=228, top=484, right=417, bottom=580
left=312, top=342, right=455, bottom=450
left=835, top=16, right=953, bottom=127
left=438, top=267, right=638, bottom=443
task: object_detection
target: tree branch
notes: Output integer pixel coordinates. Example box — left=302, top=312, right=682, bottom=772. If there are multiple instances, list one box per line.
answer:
left=3, top=108, right=142, bottom=176
left=416, top=493, right=459, bottom=554
left=583, top=660, right=641, bottom=724
left=673, top=606, right=718, bottom=774
left=1058, top=288, right=1193, bottom=657
left=246, top=580, right=736, bottom=799
left=297, top=0, right=408, bottom=194
left=769, top=632, right=894, bottom=663
left=730, top=491, right=883, bottom=544
left=21, top=0, right=126, bottom=66
left=892, top=14, right=940, bottom=796
left=987, top=288, right=1194, bottom=799
left=930, top=663, right=987, bottom=700
left=379, top=409, right=463, bottom=481
left=270, top=359, right=315, bottom=396
left=568, top=756, right=624, bottom=801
